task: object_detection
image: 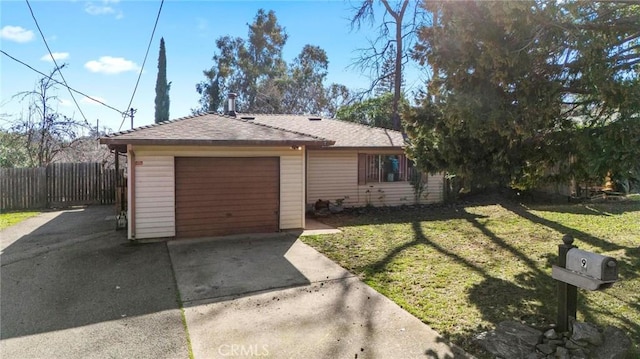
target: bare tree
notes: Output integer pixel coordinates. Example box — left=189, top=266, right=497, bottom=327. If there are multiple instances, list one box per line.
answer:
left=11, top=65, right=87, bottom=167
left=350, top=0, right=427, bottom=130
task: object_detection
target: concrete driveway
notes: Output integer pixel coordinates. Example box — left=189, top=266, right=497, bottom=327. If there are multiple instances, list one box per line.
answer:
left=1, top=206, right=471, bottom=359
left=169, top=234, right=472, bottom=359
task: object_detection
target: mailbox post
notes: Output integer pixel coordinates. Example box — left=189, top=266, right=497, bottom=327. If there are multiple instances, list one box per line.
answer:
left=556, top=234, right=577, bottom=333
left=552, top=234, right=618, bottom=333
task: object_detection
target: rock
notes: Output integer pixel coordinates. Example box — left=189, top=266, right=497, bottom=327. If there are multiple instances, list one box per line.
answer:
left=555, top=346, right=569, bottom=359
left=569, top=348, right=588, bottom=359
left=565, top=340, right=586, bottom=350
left=590, top=326, right=632, bottom=359
left=571, top=321, right=603, bottom=346
left=525, top=353, right=539, bottom=359
left=536, top=343, right=555, bottom=355
left=475, top=321, right=542, bottom=359
left=547, top=339, right=565, bottom=346
left=544, top=328, right=559, bottom=340
left=498, top=320, right=543, bottom=347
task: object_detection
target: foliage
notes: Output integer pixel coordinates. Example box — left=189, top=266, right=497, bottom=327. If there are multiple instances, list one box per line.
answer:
left=406, top=0, right=640, bottom=190
left=303, top=200, right=640, bottom=357
left=195, top=9, right=350, bottom=116
left=0, top=211, right=40, bottom=230
left=7, top=65, right=87, bottom=167
left=0, top=130, right=30, bottom=168
left=571, top=119, right=640, bottom=193
left=336, top=92, right=408, bottom=129
left=154, top=37, right=170, bottom=123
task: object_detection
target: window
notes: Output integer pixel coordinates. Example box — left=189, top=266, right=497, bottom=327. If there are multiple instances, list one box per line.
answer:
left=358, top=154, right=416, bottom=184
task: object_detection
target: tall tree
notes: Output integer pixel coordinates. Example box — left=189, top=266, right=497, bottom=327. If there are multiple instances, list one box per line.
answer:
left=195, top=9, right=351, bottom=116
left=336, top=92, right=408, bottom=130
left=351, top=0, right=426, bottom=130
left=154, top=37, right=170, bottom=123
left=196, top=9, right=288, bottom=113
left=374, top=44, right=399, bottom=96
left=280, top=45, right=330, bottom=115
left=9, top=65, right=87, bottom=167
left=406, top=0, right=640, bottom=189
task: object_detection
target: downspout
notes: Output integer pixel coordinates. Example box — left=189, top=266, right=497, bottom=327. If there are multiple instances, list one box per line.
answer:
left=302, top=145, right=307, bottom=230
left=128, top=144, right=136, bottom=240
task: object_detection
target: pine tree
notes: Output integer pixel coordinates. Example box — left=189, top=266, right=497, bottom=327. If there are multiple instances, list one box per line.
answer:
left=154, top=37, right=170, bottom=123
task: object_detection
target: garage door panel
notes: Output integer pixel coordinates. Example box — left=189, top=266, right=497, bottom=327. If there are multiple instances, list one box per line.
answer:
left=175, top=187, right=278, bottom=197
left=175, top=207, right=279, bottom=220
left=175, top=157, right=279, bottom=238
left=176, top=194, right=278, bottom=205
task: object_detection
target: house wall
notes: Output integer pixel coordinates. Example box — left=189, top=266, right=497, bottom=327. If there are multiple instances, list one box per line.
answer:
left=307, top=151, right=359, bottom=206
left=306, top=149, right=444, bottom=207
left=128, top=145, right=305, bottom=240
left=134, top=155, right=175, bottom=239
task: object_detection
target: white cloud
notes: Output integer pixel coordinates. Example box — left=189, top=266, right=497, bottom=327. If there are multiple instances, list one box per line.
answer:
left=81, top=96, right=106, bottom=105
left=0, top=25, right=34, bottom=43
left=41, top=52, right=70, bottom=62
left=84, top=0, right=123, bottom=19
left=84, top=56, right=140, bottom=74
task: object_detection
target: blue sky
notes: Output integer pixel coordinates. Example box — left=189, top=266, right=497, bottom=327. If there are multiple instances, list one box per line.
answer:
left=1, top=0, right=428, bottom=134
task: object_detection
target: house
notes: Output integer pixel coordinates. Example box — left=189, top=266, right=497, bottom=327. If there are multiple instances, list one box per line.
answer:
left=100, top=104, right=444, bottom=240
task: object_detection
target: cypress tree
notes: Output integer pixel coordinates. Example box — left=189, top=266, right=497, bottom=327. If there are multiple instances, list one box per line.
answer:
left=154, top=37, right=170, bottom=123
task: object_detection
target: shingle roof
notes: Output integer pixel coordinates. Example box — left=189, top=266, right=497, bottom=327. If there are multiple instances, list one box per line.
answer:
left=246, top=114, right=405, bottom=148
left=100, top=113, right=334, bottom=149
left=100, top=112, right=405, bottom=149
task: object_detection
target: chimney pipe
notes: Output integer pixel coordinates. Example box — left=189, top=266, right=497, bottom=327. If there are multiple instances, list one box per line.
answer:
left=227, top=93, right=237, bottom=117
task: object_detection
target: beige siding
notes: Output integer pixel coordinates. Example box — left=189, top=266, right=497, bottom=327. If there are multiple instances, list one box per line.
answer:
left=357, top=182, right=414, bottom=206
left=307, top=149, right=445, bottom=207
left=132, top=145, right=304, bottom=234
left=425, top=173, right=445, bottom=203
left=307, top=150, right=359, bottom=206
left=280, top=155, right=304, bottom=229
left=356, top=173, right=444, bottom=206
left=134, top=155, right=175, bottom=239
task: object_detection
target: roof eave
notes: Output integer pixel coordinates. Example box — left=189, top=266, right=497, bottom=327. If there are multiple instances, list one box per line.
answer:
left=99, top=138, right=335, bottom=150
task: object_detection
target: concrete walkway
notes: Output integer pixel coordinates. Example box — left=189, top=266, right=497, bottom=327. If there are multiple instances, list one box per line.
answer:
left=168, top=234, right=472, bottom=359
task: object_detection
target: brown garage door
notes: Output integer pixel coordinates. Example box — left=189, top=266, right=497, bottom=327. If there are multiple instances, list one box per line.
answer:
left=175, top=157, right=279, bottom=238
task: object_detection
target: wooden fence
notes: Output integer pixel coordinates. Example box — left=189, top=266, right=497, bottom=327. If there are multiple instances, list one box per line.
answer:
left=0, top=163, right=125, bottom=211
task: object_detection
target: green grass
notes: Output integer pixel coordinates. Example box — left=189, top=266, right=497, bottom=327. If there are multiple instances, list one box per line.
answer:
left=301, top=198, right=640, bottom=358
left=0, top=211, right=40, bottom=230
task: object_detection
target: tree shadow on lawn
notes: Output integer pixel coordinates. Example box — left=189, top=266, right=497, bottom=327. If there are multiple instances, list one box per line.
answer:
left=500, top=201, right=632, bottom=253
left=353, top=216, right=558, bottom=357
left=339, top=203, right=639, bottom=356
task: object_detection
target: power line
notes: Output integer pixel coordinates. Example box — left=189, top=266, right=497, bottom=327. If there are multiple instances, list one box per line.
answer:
left=118, top=0, right=165, bottom=131
left=25, top=0, right=90, bottom=126
left=1, top=50, right=125, bottom=116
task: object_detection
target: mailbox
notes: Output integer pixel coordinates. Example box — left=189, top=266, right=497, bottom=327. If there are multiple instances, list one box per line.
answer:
left=565, top=248, right=618, bottom=281
left=553, top=235, right=620, bottom=333
left=552, top=247, right=618, bottom=291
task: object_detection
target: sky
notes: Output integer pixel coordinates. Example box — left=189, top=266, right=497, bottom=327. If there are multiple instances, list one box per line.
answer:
left=1, top=0, right=429, bottom=134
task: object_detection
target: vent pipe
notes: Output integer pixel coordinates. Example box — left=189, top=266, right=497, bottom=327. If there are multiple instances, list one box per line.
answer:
left=227, top=93, right=237, bottom=117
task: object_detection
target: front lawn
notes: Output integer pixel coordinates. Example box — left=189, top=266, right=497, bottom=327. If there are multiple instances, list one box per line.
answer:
left=0, top=211, right=40, bottom=230
left=302, top=198, right=640, bottom=358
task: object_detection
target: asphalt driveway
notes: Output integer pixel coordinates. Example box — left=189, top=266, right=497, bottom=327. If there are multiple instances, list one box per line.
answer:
left=1, top=206, right=189, bottom=359
left=1, top=206, right=471, bottom=358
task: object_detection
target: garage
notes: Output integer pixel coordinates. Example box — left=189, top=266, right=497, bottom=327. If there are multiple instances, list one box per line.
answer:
left=175, top=157, right=280, bottom=238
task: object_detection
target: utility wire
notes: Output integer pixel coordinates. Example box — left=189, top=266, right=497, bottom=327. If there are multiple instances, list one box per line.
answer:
left=118, top=0, right=165, bottom=131
left=1, top=50, right=125, bottom=115
left=25, top=0, right=90, bottom=126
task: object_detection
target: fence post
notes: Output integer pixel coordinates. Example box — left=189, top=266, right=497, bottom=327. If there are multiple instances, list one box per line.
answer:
left=557, top=234, right=577, bottom=333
